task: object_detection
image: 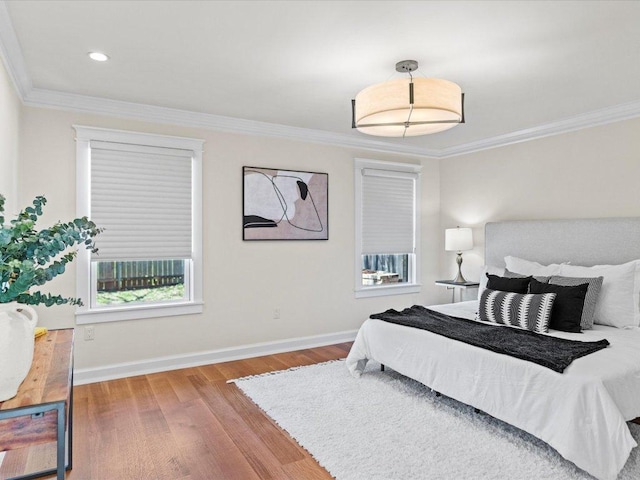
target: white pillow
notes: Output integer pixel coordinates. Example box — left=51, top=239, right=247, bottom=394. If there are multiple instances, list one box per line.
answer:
left=559, top=260, right=640, bottom=328
left=504, top=256, right=564, bottom=277
left=477, top=265, right=505, bottom=300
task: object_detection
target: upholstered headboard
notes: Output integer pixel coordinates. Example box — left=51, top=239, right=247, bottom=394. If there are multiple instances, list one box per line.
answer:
left=485, top=218, right=640, bottom=268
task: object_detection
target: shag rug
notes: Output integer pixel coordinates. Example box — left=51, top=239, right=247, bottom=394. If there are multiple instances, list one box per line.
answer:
left=233, top=360, right=640, bottom=480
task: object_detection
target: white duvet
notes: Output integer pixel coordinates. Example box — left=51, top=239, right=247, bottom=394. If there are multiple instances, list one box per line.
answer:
left=345, top=301, right=640, bottom=480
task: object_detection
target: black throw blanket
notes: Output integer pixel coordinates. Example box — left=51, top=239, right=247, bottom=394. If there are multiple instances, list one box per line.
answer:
left=370, top=305, right=610, bottom=373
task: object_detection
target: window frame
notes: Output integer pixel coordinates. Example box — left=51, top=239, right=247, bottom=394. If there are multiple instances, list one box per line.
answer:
left=74, top=126, right=204, bottom=323
left=354, top=158, right=421, bottom=298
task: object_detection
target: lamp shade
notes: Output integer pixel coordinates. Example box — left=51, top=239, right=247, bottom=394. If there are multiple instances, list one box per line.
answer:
left=354, top=77, right=463, bottom=137
left=445, top=227, right=473, bottom=252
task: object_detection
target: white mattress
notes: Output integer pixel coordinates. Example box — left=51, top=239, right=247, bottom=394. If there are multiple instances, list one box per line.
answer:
left=346, top=301, right=640, bottom=480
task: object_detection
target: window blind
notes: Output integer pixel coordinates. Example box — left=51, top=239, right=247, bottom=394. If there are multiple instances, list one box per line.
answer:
left=90, top=141, right=193, bottom=261
left=361, top=169, right=416, bottom=255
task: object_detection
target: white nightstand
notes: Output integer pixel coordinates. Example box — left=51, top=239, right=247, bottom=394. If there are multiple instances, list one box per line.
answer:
left=435, top=280, right=480, bottom=303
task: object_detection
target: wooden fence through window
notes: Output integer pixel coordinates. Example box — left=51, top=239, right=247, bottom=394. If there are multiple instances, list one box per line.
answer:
left=97, top=260, right=184, bottom=292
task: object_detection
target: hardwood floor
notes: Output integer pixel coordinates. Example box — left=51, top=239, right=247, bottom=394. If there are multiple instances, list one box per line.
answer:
left=0, top=342, right=352, bottom=480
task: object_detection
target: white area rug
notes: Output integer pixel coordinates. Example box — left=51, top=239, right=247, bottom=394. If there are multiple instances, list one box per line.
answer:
left=234, top=360, right=640, bottom=480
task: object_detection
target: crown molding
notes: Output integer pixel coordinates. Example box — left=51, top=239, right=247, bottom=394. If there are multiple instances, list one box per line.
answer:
left=24, top=86, right=640, bottom=160
left=2, top=0, right=640, bottom=159
left=437, top=100, right=640, bottom=158
left=0, top=1, right=31, bottom=100
left=23, top=87, right=438, bottom=158
left=20, top=86, right=640, bottom=162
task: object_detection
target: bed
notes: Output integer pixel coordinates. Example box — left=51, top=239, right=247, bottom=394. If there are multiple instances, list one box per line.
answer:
left=346, top=218, right=640, bottom=480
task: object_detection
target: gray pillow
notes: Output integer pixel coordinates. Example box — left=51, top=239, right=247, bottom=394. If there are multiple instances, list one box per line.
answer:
left=548, top=275, right=604, bottom=330
left=504, top=268, right=550, bottom=284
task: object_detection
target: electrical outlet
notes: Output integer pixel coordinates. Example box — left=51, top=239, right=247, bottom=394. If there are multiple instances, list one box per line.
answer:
left=84, top=326, right=95, bottom=341
left=273, top=308, right=280, bottom=320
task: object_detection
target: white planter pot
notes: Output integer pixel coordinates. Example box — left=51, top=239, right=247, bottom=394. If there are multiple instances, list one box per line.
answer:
left=0, top=303, right=38, bottom=402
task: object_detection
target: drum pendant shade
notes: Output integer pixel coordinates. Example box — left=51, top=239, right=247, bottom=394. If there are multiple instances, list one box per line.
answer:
left=352, top=60, right=464, bottom=137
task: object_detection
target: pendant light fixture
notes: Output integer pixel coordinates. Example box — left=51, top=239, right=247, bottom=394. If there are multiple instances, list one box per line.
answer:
left=351, top=60, right=465, bottom=138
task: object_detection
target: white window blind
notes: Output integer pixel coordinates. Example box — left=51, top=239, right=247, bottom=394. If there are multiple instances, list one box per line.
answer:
left=361, top=169, right=416, bottom=255
left=90, top=141, right=193, bottom=261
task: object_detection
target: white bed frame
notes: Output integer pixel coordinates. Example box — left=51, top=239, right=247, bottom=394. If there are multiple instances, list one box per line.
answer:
left=485, top=217, right=640, bottom=267
left=347, top=217, right=640, bottom=480
left=485, top=216, right=640, bottom=415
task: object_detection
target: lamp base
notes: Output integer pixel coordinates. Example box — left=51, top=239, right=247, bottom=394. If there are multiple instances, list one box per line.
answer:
left=452, top=252, right=467, bottom=283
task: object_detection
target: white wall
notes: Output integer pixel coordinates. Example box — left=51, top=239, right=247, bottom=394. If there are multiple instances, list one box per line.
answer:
left=0, top=59, right=20, bottom=215
left=14, top=88, right=640, bottom=373
left=439, top=117, right=640, bottom=296
left=18, top=106, right=441, bottom=371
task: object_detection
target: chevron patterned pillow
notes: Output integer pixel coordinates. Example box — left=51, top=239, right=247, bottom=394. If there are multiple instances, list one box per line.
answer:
left=477, top=288, right=557, bottom=334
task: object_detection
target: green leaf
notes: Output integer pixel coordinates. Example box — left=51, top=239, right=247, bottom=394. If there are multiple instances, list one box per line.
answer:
left=0, top=194, right=100, bottom=307
left=0, top=229, right=12, bottom=246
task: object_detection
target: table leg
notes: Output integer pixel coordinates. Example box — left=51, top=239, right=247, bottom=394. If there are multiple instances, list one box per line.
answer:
left=56, top=403, right=65, bottom=480
left=68, top=364, right=73, bottom=470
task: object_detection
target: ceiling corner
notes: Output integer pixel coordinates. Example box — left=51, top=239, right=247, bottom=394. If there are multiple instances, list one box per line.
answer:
left=0, top=1, right=32, bottom=100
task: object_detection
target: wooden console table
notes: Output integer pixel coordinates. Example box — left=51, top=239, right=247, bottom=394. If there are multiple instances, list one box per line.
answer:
left=0, top=329, right=74, bottom=480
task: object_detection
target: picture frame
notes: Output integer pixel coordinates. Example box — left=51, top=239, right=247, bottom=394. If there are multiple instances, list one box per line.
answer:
left=243, top=166, right=328, bottom=240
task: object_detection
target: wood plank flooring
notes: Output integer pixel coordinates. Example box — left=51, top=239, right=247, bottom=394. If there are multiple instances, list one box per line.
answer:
left=0, top=342, right=352, bottom=480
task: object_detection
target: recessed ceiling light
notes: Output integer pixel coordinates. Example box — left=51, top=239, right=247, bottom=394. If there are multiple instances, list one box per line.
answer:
left=88, top=52, right=109, bottom=62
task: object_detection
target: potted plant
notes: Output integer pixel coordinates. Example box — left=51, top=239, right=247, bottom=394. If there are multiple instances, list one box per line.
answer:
left=0, top=194, right=102, bottom=401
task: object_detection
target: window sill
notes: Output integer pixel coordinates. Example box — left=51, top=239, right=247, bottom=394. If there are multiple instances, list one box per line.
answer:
left=355, top=283, right=421, bottom=298
left=75, top=301, right=204, bottom=324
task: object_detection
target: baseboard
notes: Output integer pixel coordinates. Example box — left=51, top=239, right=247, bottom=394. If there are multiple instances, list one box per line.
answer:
left=73, top=329, right=358, bottom=385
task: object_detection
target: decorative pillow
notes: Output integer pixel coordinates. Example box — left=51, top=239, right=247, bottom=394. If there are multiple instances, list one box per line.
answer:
left=548, top=275, right=604, bottom=330
left=477, top=265, right=505, bottom=300
left=486, top=274, right=531, bottom=294
left=504, top=269, right=550, bottom=284
left=529, top=278, right=588, bottom=333
left=559, top=261, right=640, bottom=328
left=504, top=256, right=564, bottom=277
left=477, top=288, right=556, bottom=333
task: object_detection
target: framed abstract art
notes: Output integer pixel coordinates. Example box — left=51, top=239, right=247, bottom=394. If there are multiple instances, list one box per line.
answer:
left=243, top=166, right=328, bottom=240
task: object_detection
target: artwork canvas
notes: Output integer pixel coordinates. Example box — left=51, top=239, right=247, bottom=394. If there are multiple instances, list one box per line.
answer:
left=243, top=167, right=328, bottom=240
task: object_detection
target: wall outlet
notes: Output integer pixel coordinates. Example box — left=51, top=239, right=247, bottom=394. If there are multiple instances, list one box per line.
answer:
left=273, top=308, right=280, bottom=320
left=84, top=326, right=95, bottom=341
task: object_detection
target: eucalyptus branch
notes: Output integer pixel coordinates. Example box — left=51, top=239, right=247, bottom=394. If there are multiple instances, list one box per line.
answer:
left=0, top=194, right=102, bottom=307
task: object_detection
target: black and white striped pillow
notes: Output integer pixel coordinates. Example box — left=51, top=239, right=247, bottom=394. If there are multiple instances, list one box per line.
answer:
left=477, top=288, right=557, bottom=333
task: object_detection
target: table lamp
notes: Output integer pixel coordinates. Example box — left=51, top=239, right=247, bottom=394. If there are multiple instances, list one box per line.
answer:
left=445, top=226, right=473, bottom=283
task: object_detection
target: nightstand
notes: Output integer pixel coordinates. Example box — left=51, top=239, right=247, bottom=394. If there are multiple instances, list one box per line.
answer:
left=435, top=280, right=480, bottom=303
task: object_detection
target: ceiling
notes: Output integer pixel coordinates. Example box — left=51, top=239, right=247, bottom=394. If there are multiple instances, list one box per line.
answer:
left=1, top=0, right=640, bottom=157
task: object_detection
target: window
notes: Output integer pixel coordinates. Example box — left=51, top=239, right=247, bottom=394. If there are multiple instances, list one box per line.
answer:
left=74, top=126, right=203, bottom=323
left=354, top=158, right=421, bottom=298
